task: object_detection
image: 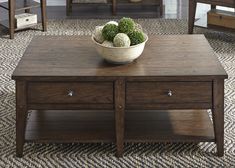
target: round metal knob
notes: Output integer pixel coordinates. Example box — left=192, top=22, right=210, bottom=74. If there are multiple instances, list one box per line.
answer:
left=68, top=90, right=74, bottom=97
left=167, top=90, right=173, bottom=97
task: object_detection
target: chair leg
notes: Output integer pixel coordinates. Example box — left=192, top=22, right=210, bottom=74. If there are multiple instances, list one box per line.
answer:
left=40, top=0, right=47, bottom=32
left=8, top=0, right=15, bottom=39
left=188, top=0, right=197, bottom=34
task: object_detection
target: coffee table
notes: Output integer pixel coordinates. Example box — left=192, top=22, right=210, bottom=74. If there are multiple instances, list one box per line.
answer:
left=12, top=35, right=228, bottom=157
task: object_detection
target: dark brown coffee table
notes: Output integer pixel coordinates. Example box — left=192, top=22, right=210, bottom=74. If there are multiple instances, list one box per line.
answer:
left=12, top=35, right=228, bottom=157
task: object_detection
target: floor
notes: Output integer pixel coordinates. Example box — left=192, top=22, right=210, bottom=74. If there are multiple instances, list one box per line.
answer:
left=0, top=0, right=234, bottom=21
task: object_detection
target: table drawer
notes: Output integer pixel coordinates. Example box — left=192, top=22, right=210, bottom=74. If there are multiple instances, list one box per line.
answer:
left=126, top=82, right=212, bottom=104
left=28, top=82, right=113, bottom=104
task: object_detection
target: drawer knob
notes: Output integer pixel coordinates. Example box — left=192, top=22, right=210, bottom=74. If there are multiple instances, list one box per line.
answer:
left=167, top=90, right=173, bottom=97
left=68, top=90, right=74, bottom=97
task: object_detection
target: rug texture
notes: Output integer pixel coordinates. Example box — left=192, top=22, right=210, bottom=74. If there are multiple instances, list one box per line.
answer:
left=0, top=19, right=235, bottom=167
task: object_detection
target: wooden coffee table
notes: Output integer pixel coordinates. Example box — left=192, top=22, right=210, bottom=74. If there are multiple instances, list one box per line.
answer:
left=12, top=35, right=228, bottom=157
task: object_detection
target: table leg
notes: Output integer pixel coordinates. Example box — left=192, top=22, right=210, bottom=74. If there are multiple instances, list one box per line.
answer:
left=211, top=5, right=216, bottom=10
left=40, top=0, right=47, bottom=32
left=212, top=79, right=224, bottom=157
left=115, top=78, right=125, bottom=157
left=159, top=0, right=163, bottom=17
left=16, top=81, right=28, bottom=157
left=188, top=0, right=197, bottom=34
left=112, top=0, right=116, bottom=15
left=8, top=0, right=15, bottom=39
left=66, top=0, right=72, bottom=16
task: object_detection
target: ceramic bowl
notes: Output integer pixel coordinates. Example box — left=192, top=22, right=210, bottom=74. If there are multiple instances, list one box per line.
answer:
left=92, top=34, right=148, bottom=64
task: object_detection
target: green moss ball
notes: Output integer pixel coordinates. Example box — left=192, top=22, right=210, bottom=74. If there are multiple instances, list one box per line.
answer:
left=102, top=40, right=114, bottom=47
left=93, top=26, right=104, bottom=44
left=128, top=30, right=145, bottom=46
left=113, top=33, right=131, bottom=47
left=118, top=17, right=135, bottom=34
left=102, top=24, right=119, bottom=41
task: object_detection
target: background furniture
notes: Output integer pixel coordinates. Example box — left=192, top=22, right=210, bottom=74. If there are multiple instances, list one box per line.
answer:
left=112, top=0, right=163, bottom=16
left=0, top=0, right=47, bottom=39
left=66, top=0, right=163, bottom=16
left=66, top=0, right=115, bottom=16
left=12, top=35, right=227, bottom=157
left=188, top=0, right=235, bottom=34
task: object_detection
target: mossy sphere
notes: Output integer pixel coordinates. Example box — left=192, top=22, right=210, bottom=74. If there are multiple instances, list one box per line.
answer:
left=102, top=24, right=119, bottom=41
left=105, top=21, right=118, bottom=26
left=118, top=17, right=135, bottom=34
left=102, top=40, right=114, bottom=47
left=113, top=33, right=131, bottom=47
left=128, top=30, right=145, bottom=46
left=93, top=26, right=104, bottom=44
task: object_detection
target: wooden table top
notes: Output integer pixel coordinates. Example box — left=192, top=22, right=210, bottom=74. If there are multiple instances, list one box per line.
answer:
left=12, top=35, right=228, bottom=80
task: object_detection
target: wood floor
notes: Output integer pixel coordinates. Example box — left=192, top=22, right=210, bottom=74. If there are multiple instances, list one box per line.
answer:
left=0, top=0, right=234, bottom=21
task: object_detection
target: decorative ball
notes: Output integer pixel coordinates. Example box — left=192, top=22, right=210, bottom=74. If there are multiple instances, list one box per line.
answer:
left=102, top=40, right=114, bottom=47
left=102, top=24, right=119, bottom=41
left=105, top=21, right=118, bottom=26
left=128, top=30, right=145, bottom=46
left=93, top=26, right=104, bottom=44
left=118, top=17, right=135, bottom=34
left=113, top=33, right=131, bottom=47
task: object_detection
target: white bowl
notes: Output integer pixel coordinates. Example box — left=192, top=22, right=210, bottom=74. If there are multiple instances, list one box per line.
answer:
left=92, top=34, right=148, bottom=64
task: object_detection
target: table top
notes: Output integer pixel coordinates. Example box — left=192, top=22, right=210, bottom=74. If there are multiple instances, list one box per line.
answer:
left=12, top=35, right=228, bottom=80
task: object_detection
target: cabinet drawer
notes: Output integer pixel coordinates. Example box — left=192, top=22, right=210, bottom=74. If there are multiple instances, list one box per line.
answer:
left=126, top=82, right=212, bottom=104
left=208, top=9, right=235, bottom=29
left=28, top=82, right=113, bottom=104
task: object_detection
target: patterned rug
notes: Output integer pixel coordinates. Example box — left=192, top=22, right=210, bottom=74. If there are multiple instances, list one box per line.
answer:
left=0, top=19, right=235, bottom=167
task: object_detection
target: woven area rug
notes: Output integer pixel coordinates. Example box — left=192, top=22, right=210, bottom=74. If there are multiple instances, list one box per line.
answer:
left=0, top=19, right=235, bottom=167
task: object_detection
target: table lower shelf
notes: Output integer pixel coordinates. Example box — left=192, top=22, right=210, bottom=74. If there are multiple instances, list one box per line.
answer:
left=0, top=0, right=40, bottom=11
left=25, top=109, right=215, bottom=143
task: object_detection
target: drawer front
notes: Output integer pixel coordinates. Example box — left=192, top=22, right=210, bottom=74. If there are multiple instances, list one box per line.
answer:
left=15, top=14, right=37, bottom=28
left=208, top=12, right=235, bottom=29
left=126, top=82, right=212, bottom=104
left=28, top=82, right=113, bottom=104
